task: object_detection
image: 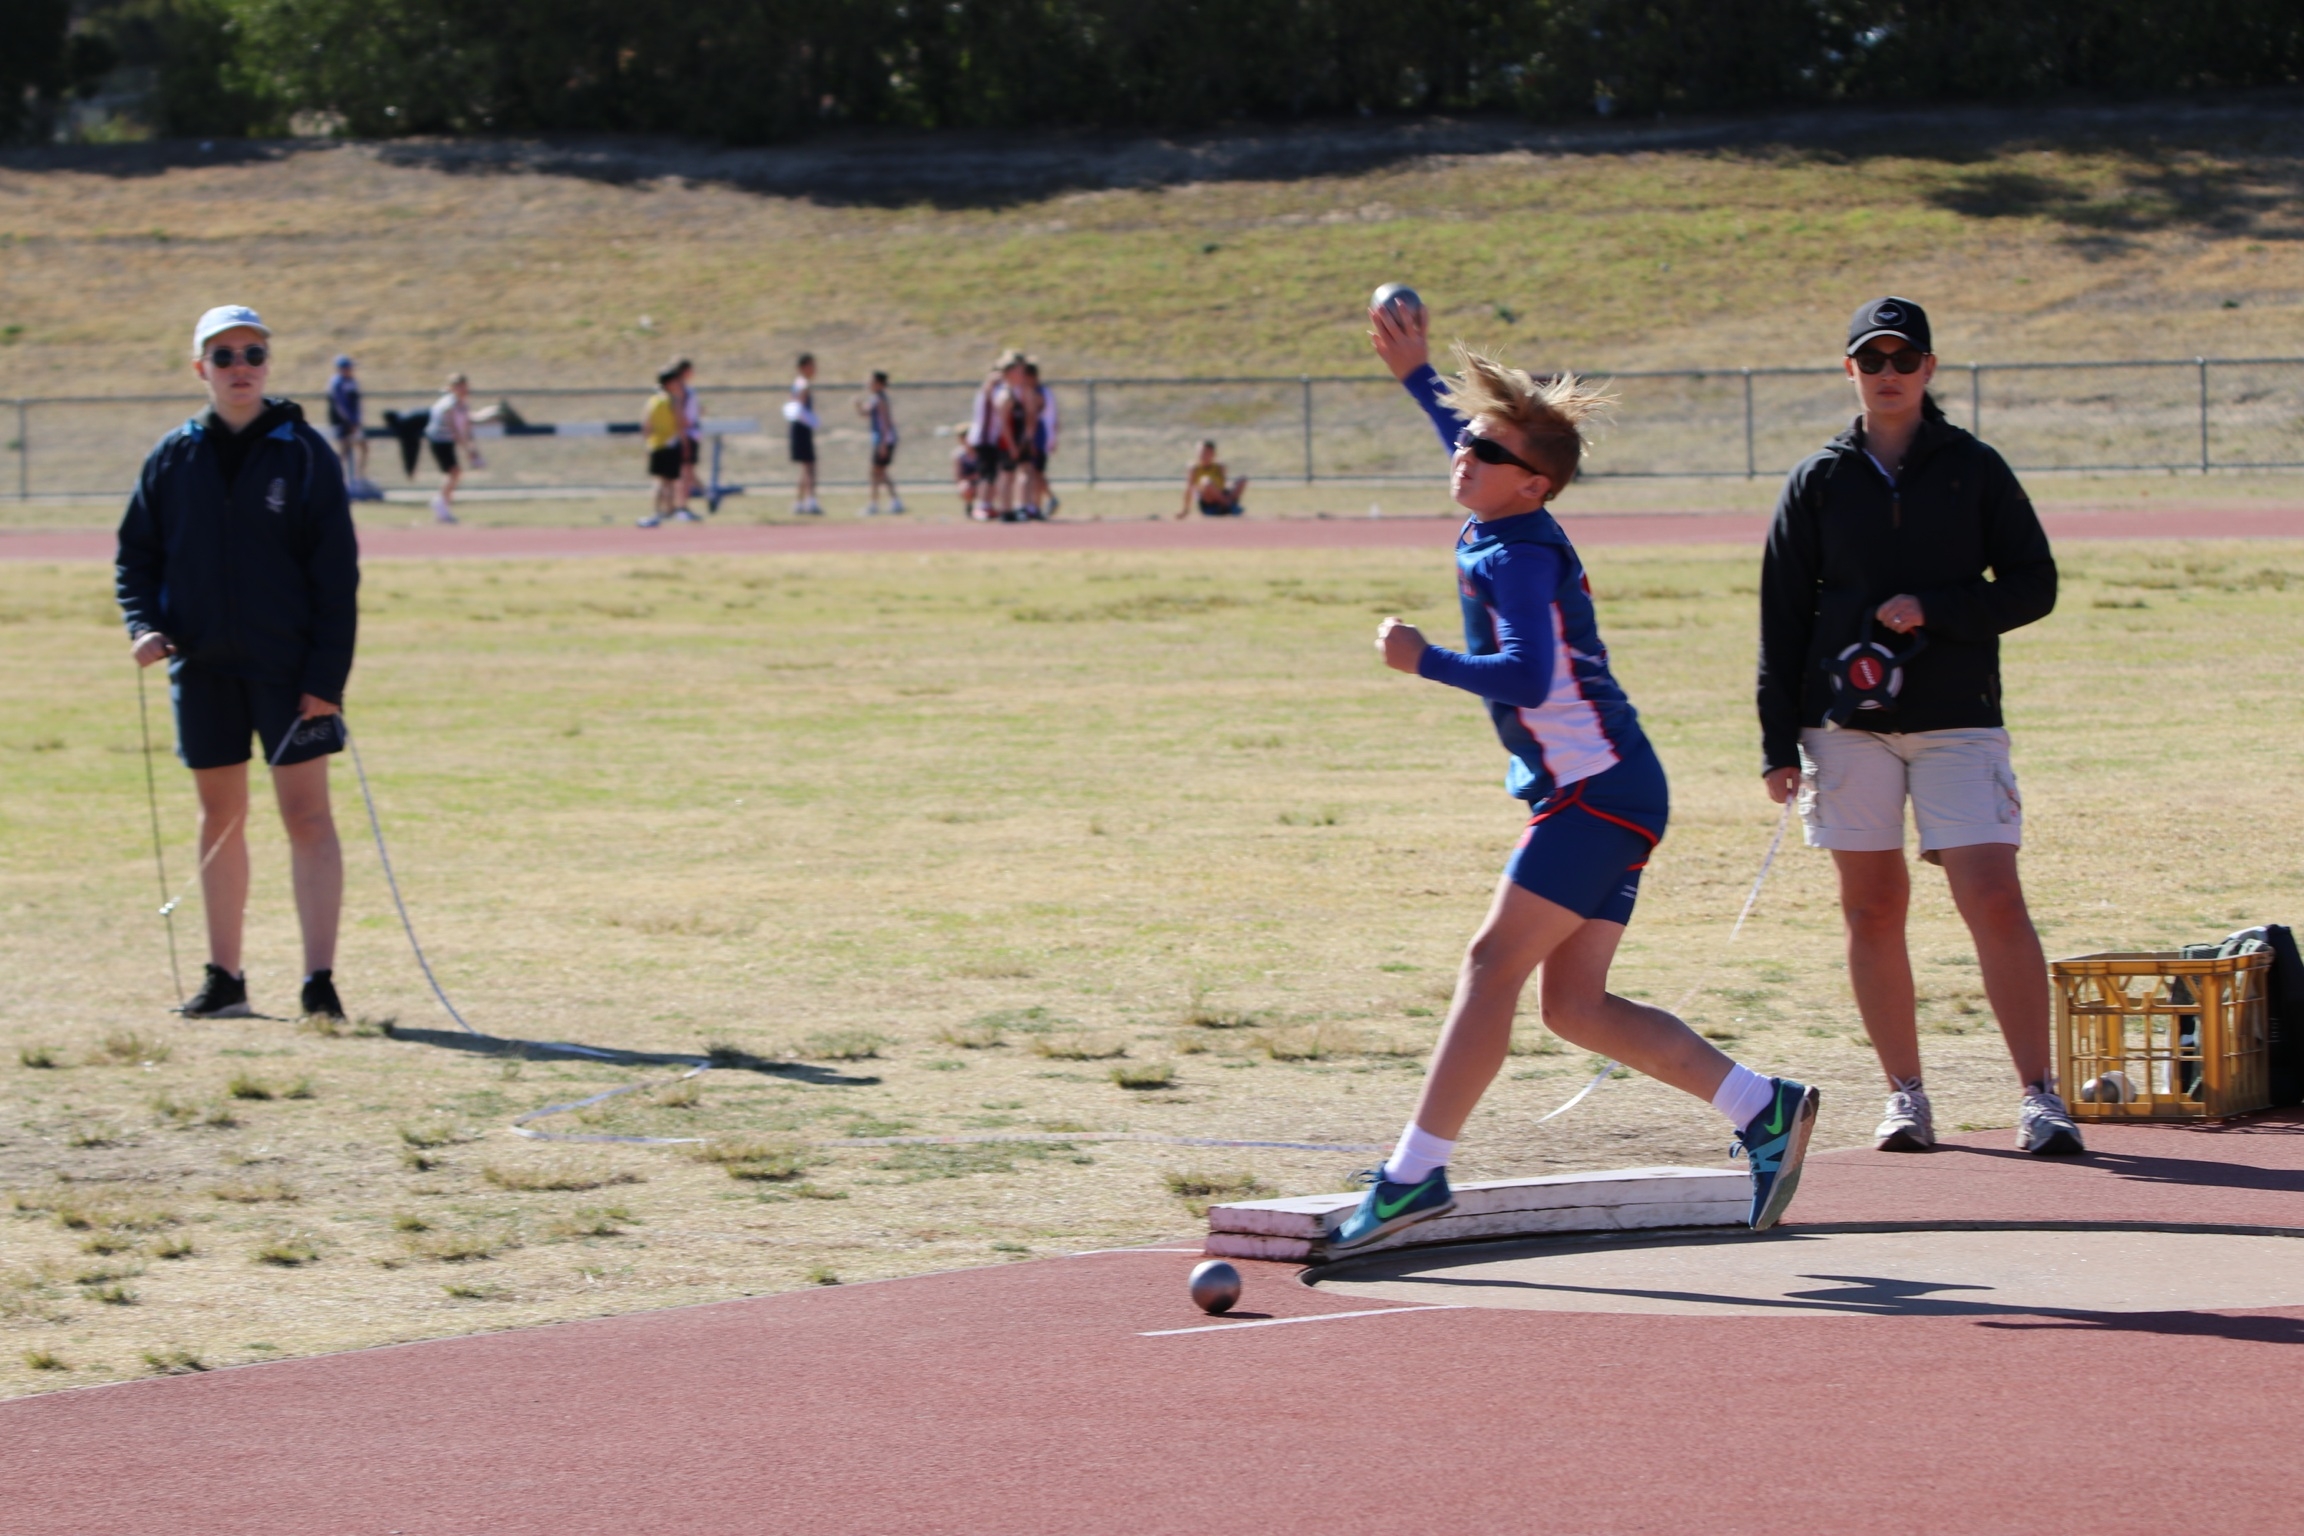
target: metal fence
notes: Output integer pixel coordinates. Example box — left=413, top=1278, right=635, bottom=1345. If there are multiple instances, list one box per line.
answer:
left=9, top=358, right=2302, bottom=502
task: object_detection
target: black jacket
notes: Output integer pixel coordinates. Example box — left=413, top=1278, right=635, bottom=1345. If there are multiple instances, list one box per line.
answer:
left=116, top=399, right=360, bottom=702
left=1757, top=403, right=2055, bottom=772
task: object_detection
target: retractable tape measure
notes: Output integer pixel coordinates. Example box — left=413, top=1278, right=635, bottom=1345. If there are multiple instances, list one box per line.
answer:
left=1822, top=628, right=1926, bottom=725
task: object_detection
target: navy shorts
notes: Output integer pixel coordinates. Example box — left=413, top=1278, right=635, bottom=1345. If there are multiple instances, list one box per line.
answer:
left=1505, top=797, right=1661, bottom=927
left=172, top=664, right=344, bottom=771
left=789, top=422, right=816, bottom=464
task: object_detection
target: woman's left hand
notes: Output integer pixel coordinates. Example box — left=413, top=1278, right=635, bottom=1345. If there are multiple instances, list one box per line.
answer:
left=1875, top=594, right=1925, bottom=634
left=299, top=694, right=342, bottom=720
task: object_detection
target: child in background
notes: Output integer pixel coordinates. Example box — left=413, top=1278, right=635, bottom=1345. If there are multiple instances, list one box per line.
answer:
left=423, top=373, right=498, bottom=525
left=785, top=352, right=823, bottom=516
left=1176, top=440, right=1247, bottom=517
left=1022, top=360, right=1058, bottom=519
left=966, top=350, right=1029, bottom=520
left=674, top=357, right=704, bottom=514
left=1329, top=296, right=1820, bottom=1253
left=951, top=422, right=981, bottom=514
left=636, top=364, right=692, bottom=528
left=857, top=371, right=904, bottom=516
left=326, top=355, right=376, bottom=501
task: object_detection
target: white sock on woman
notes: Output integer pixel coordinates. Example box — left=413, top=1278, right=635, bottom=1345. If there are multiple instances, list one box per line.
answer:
left=1382, top=1123, right=1456, bottom=1184
left=1711, top=1062, right=1777, bottom=1129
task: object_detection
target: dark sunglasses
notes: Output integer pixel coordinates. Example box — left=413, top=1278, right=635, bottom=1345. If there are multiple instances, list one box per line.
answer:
left=1455, top=427, right=1542, bottom=476
left=1852, top=347, right=1926, bottom=375
left=206, top=344, right=269, bottom=369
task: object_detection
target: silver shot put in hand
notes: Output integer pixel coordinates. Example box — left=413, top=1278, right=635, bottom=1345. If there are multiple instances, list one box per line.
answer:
left=1371, top=282, right=1423, bottom=320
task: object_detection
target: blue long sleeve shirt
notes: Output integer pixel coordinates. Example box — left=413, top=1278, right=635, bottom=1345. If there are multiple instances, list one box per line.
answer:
left=1397, top=364, right=1666, bottom=831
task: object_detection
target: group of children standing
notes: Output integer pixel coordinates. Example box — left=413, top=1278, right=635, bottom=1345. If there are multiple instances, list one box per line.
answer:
left=954, top=350, right=1059, bottom=521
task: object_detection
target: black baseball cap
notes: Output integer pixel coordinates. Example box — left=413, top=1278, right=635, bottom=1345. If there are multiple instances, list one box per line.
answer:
left=1846, top=296, right=1931, bottom=356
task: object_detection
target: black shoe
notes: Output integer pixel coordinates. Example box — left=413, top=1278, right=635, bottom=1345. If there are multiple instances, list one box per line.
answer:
left=180, top=964, right=252, bottom=1019
left=300, top=970, right=345, bottom=1021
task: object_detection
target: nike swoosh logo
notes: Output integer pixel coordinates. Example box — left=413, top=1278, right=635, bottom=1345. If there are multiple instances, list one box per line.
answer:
left=1373, top=1180, right=1434, bottom=1220
left=1763, top=1100, right=1787, bottom=1136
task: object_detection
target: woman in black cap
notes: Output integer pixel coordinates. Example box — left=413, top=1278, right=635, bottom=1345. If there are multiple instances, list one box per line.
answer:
left=1756, top=297, right=2079, bottom=1157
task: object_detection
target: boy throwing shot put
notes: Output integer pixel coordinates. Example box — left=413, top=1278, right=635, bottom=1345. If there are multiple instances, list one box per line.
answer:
left=116, top=305, right=359, bottom=1022
left=1334, top=296, right=1818, bottom=1252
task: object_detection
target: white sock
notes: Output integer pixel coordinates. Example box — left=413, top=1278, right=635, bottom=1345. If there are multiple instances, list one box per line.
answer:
left=1711, top=1063, right=1777, bottom=1129
left=1382, top=1123, right=1455, bottom=1184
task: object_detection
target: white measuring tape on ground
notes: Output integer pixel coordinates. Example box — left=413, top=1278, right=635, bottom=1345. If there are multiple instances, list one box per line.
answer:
left=1532, top=796, right=1796, bottom=1125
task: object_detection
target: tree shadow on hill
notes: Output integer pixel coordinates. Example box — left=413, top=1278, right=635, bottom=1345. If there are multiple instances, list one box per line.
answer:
left=383, top=1023, right=879, bottom=1086
left=0, top=137, right=298, bottom=179
left=16, top=87, right=2304, bottom=215
left=1919, top=150, right=2300, bottom=257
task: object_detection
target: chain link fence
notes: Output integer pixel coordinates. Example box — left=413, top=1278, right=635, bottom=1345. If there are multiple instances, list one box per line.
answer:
left=9, top=359, right=2301, bottom=503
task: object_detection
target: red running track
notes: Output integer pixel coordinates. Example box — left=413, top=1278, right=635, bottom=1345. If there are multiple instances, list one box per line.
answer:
left=6, top=501, right=2304, bottom=562
left=6, top=1115, right=2301, bottom=1535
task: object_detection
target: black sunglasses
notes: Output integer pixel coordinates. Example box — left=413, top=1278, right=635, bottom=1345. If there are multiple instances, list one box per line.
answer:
left=1852, top=347, right=1926, bottom=375
left=1455, top=427, right=1542, bottom=476
left=206, top=344, right=269, bottom=369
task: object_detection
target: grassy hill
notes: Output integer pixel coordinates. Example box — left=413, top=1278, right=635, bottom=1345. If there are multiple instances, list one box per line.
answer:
left=4, top=99, right=2303, bottom=404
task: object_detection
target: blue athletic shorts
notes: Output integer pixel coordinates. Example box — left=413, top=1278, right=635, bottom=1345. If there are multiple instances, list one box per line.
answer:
left=171, top=663, right=343, bottom=771
left=1505, top=797, right=1661, bottom=927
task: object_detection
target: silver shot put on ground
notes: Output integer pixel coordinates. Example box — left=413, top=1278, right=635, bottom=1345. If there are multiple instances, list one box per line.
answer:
left=1188, top=1259, right=1242, bottom=1314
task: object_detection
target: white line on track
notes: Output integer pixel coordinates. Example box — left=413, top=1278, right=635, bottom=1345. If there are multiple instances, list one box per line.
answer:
left=1142, top=1305, right=1466, bottom=1337
left=1073, top=1248, right=1208, bottom=1256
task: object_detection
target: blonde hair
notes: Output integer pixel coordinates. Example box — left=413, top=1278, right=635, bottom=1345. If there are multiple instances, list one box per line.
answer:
left=1434, top=343, right=1614, bottom=496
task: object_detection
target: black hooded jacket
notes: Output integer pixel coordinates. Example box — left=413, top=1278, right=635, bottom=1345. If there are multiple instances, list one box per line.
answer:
left=115, top=398, right=360, bottom=702
left=1757, top=401, right=2055, bottom=773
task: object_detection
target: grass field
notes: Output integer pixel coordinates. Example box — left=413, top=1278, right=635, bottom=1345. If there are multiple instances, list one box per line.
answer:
left=3, top=535, right=2300, bottom=1398
left=4, top=102, right=2304, bottom=407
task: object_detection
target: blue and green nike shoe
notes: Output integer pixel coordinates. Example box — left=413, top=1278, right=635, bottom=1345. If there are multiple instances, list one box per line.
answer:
left=1733, top=1078, right=1820, bottom=1232
left=1326, top=1167, right=1456, bottom=1254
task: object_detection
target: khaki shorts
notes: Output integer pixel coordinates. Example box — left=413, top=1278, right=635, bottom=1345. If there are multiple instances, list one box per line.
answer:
left=1797, top=726, right=2022, bottom=861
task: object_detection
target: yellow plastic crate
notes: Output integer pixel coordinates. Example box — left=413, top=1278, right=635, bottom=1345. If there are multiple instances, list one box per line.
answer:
left=2053, top=951, right=2272, bottom=1121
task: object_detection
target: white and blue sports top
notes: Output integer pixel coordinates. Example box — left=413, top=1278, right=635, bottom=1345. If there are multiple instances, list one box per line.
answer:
left=1401, top=364, right=1667, bottom=833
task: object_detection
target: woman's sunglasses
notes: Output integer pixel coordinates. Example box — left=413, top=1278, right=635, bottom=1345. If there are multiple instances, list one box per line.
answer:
left=1455, top=427, right=1542, bottom=476
left=1852, top=347, right=1926, bottom=375
left=206, top=344, right=269, bottom=369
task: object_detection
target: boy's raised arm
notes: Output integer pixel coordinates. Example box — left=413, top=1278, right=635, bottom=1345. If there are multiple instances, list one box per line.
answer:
left=1369, top=303, right=1463, bottom=453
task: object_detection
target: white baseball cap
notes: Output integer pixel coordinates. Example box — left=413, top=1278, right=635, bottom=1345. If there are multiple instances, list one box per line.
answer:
left=192, top=304, right=271, bottom=354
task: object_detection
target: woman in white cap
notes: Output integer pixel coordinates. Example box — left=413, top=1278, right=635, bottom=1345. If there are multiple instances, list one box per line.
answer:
left=116, top=305, right=360, bottom=1023
left=1757, top=296, right=2077, bottom=1157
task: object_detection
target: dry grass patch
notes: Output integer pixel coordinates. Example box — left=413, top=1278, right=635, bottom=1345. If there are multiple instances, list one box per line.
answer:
left=17, top=1046, right=61, bottom=1069
left=1255, top=1024, right=1360, bottom=1062
left=1032, top=1035, right=1128, bottom=1061
left=794, top=1029, right=889, bottom=1061
left=480, top=1160, right=645, bottom=1193
left=91, top=1030, right=171, bottom=1066
left=253, top=1234, right=321, bottom=1267
left=1163, top=1168, right=1274, bottom=1217
left=21, top=1349, right=67, bottom=1372
left=141, top=1347, right=207, bottom=1375
left=209, top=1177, right=298, bottom=1205
left=1111, top=1061, right=1179, bottom=1090
left=545, top=1205, right=636, bottom=1239
left=402, top=1229, right=514, bottom=1264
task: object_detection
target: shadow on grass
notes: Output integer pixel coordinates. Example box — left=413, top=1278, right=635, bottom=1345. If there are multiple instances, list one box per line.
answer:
left=384, top=1025, right=879, bottom=1086
left=10, top=89, right=2304, bottom=215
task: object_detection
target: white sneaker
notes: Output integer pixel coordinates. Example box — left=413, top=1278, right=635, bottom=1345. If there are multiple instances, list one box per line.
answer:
left=888, top=498, right=905, bottom=515
left=2017, top=1087, right=2086, bottom=1156
left=1874, top=1078, right=1935, bottom=1151
left=431, top=494, right=457, bottom=525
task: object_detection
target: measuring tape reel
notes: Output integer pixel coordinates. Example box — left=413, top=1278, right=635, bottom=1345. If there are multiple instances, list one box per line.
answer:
left=1822, top=628, right=1927, bottom=725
